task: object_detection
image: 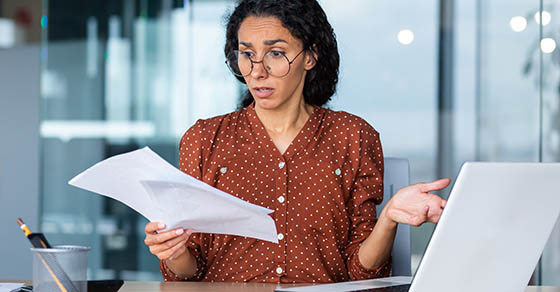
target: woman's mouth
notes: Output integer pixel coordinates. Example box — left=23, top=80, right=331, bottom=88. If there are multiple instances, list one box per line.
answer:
left=253, top=87, right=274, bottom=98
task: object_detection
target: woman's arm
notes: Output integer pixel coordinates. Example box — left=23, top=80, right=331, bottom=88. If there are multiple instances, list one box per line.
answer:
left=144, top=222, right=199, bottom=280
left=358, top=179, right=450, bottom=271
left=357, top=208, right=397, bottom=271
left=164, top=246, right=198, bottom=279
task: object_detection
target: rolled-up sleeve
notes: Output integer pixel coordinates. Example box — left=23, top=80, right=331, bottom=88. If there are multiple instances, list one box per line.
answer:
left=344, top=125, right=391, bottom=280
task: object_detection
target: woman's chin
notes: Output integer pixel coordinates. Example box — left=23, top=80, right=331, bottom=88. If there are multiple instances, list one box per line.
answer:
left=254, top=98, right=281, bottom=110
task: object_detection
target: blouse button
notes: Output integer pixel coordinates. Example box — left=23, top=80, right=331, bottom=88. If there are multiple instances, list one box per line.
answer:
left=277, top=233, right=284, bottom=240
left=278, top=162, right=285, bottom=169
left=277, top=196, right=285, bottom=203
left=276, top=267, right=283, bottom=274
left=335, top=168, right=341, bottom=175
left=220, top=167, right=227, bottom=174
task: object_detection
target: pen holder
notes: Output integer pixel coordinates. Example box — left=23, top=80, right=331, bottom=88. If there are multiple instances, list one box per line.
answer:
left=31, top=245, right=90, bottom=292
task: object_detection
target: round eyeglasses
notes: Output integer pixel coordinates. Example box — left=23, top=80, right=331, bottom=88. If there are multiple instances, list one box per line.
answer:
left=225, top=48, right=307, bottom=78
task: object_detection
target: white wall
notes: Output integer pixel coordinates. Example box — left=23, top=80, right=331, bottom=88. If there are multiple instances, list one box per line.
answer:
left=0, top=44, right=40, bottom=279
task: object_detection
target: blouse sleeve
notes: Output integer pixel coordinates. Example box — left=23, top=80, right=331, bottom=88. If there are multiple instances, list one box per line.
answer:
left=344, top=124, right=392, bottom=280
left=160, top=120, right=209, bottom=281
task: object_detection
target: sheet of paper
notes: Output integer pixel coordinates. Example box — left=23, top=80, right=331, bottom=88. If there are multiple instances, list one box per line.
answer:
left=275, top=276, right=413, bottom=292
left=0, top=283, right=24, bottom=292
left=69, top=147, right=278, bottom=243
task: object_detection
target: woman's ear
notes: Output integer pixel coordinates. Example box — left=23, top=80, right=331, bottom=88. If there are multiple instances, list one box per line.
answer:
left=304, top=44, right=318, bottom=70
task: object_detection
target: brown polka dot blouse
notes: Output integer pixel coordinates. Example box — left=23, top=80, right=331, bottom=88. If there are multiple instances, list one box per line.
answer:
left=160, top=103, right=390, bottom=283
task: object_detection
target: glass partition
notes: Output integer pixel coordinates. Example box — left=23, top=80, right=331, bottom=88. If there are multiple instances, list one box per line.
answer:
left=540, top=0, right=560, bottom=285
left=40, top=0, right=560, bottom=283
left=40, top=0, right=238, bottom=280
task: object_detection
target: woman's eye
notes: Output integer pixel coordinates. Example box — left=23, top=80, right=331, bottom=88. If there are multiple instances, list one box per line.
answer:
left=240, top=51, right=254, bottom=58
left=269, top=51, right=285, bottom=58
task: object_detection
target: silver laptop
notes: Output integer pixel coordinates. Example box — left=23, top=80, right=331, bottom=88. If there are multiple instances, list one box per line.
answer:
left=276, top=162, right=560, bottom=292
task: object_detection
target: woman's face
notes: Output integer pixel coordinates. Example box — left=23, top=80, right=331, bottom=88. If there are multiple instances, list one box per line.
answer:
left=237, top=16, right=316, bottom=110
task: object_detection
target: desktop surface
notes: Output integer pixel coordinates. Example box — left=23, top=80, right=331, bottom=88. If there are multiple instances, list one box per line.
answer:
left=118, top=282, right=560, bottom=292
left=3, top=281, right=560, bottom=292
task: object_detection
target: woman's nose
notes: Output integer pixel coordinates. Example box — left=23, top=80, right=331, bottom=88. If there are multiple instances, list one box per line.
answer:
left=250, top=60, right=268, bottom=79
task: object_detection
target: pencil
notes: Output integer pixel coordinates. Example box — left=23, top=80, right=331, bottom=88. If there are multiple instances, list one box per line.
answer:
left=17, top=218, right=51, bottom=248
left=17, top=218, right=77, bottom=292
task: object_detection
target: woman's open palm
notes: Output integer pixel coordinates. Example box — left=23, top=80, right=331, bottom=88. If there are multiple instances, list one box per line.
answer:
left=385, top=178, right=450, bottom=226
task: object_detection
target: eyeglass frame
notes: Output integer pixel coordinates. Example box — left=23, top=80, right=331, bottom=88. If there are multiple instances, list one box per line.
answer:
left=225, top=47, right=308, bottom=78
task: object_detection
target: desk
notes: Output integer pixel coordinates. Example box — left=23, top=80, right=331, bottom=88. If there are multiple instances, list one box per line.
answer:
left=3, top=281, right=560, bottom=291
left=117, top=282, right=560, bottom=292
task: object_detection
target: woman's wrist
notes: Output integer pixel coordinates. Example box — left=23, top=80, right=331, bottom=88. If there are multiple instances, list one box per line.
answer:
left=378, top=202, right=399, bottom=231
left=165, top=250, right=196, bottom=279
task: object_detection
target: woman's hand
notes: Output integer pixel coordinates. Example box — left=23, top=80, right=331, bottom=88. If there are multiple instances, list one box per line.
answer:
left=144, top=222, right=192, bottom=261
left=383, top=178, right=451, bottom=226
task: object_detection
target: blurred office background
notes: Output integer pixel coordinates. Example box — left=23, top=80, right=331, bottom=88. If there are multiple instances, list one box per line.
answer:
left=0, top=0, right=559, bottom=283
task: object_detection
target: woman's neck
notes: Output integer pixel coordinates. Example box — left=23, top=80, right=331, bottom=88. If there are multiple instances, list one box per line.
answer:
left=254, top=97, right=313, bottom=135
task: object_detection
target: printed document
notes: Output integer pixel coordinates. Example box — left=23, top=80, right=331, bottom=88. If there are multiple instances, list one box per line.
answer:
left=69, top=147, right=278, bottom=243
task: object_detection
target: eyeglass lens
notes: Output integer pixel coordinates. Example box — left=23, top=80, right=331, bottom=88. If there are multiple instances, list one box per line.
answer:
left=228, top=50, right=291, bottom=77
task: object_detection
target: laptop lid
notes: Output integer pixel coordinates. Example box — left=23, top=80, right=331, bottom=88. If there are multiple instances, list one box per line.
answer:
left=410, top=162, right=560, bottom=292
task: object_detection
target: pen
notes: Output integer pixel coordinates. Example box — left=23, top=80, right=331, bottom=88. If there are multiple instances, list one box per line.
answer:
left=17, top=218, right=75, bottom=292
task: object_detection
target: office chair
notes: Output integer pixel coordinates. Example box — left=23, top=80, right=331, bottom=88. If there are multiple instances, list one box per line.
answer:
left=376, top=157, right=412, bottom=276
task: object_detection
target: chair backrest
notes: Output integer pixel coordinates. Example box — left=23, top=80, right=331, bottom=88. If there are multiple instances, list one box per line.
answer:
left=376, top=157, right=412, bottom=276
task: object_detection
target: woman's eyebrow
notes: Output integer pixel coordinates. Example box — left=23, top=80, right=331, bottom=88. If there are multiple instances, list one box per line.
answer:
left=238, top=39, right=288, bottom=47
left=263, top=39, right=288, bottom=45
left=239, top=41, right=252, bottom=47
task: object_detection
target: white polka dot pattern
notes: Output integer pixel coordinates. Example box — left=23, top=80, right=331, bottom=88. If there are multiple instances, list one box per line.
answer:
left=160, top=103, right=390, bottom=283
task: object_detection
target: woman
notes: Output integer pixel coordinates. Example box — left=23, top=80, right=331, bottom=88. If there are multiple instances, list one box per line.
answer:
left=144, top=0, right=449, bottom=283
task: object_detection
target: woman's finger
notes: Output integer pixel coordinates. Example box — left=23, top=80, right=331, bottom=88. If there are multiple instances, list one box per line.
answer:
left=426, top=193, right=447, bottom=208
left=149, top=231, right=190, bottom=254
left=169, top=245, right=188, bottom=260
left=409, top=205, right=429, bottom=226
left=417, top=178, right=450, bottom=193
left=145, top=222, right=166, bottom=234
left=427, top=206, right=443, bottom=222
left=145, top=228, right=185, bottom=246
left=157, top=238, right=188, bottom=260
left=430, top=213, right=441, bottom=223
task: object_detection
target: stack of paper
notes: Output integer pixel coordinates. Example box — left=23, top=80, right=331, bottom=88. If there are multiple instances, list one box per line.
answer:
left=68, top=147, right=278, bottom=243
left=0, top=283, right=24, bottom=292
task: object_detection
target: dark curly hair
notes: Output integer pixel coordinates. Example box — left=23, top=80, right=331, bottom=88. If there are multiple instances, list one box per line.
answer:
left=224, top=0, right=340, bottom=108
